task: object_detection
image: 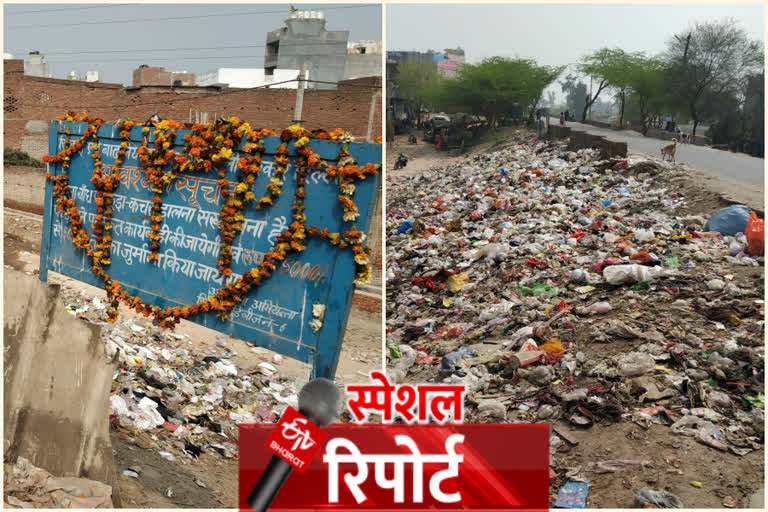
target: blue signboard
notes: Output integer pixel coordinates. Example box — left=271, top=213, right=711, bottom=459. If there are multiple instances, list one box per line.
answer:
left=40, top=120, right=381, bottom=379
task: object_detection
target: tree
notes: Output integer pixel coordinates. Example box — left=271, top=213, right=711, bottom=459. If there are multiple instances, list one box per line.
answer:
left=576, top=48, right=619, bottom=121
left=428, top=57, right=563, bottom=130
left=664, top=18, right=763, bottom=140
left=560, top=74, right=588, bottom=120
left=577, top=48, right=643, bottom=125
left=394, top=59, right=439, bottom=125
left=546, top=90, right=557, bottom=107
left=625, top=56, right=666, bottom=134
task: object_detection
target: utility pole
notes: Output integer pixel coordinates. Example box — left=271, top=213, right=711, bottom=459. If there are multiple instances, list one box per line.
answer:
left=292, top=62, right=307, bottom=126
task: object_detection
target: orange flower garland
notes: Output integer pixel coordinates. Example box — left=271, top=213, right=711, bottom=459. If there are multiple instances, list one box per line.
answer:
left=43, top=112, right=379, bottom=327
left=217, top=122, right=267, bottom=275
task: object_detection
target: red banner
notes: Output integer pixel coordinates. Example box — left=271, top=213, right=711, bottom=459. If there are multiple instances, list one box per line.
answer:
left=240, top=424, right=549, bottom=511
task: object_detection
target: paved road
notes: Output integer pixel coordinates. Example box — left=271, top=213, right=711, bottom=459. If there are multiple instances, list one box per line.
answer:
left=550, top=118, right=764, bottom=189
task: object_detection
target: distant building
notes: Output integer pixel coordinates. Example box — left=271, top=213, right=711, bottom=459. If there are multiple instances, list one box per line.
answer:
left=24, top=51, right=50, bottom=78
left=265, top=10, right=348, bottom=90
left=132, top=65, right=195, bottom=87
left=196, top=68, right=305, bottom=89
left=85, top=71, right=100, bottom=83
left=344, top=40, right=382, bottom=80
left=387, top=50, right=439, bottom=68
left=438, top=48, right=465, bottom=79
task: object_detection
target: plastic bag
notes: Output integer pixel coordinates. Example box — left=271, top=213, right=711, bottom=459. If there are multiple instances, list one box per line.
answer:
left=703, top=205, right=750, bottom=235
left=603, top=264, right=662, bottom=285
left=745, top=212, right=764, bottom=256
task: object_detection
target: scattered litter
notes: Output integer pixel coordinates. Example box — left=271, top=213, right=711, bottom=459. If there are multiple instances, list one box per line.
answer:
left=554, top=481, right=589, bottom=508
left=386, top=134, right=764, bottom=506
left=635, top=488, right=683, bottom=508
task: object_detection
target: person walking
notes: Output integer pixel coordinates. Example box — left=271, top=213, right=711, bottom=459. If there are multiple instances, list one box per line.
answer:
left=559, top=112, right=565, bottom=125
left=435, top=129, right=442, bottom=152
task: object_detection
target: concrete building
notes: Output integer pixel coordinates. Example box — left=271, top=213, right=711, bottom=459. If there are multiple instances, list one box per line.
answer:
left=438, top=48, right=465, bottom=79
left=344, top=40, right=382, bottom=80
left=264, top=10, right=349, bottom=90
left=24, top=51, right=50, bottom=78
left=132, top=65, right=195, bottom=87
left=196, top=68, right=304, bottom=89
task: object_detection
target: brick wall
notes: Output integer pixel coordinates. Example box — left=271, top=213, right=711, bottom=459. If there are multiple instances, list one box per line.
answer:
left=4, top=60, right=382, bottom=151
left=4, top=63, right=383, bottom=281
left=352, top=292, right=382, bottom=314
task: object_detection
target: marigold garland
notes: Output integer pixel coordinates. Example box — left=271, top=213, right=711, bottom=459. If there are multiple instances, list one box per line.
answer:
left=42, top=111, right=379, bottom=328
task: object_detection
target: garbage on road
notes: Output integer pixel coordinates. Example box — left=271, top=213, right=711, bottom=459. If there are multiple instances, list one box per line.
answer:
left=4, top=457, right=114, bottom=508
left=54, top=287, right=313, bottom=468
left=385, top=133, right=764, bottom=505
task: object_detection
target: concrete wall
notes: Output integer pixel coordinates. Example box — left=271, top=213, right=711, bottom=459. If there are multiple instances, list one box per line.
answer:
left=548, top=124, right=627, bottom=158
left=274, top=17, right=349, bottom=90
left=4, top=165, right=46, bottom=214
left=4, top=268, right=120, bottom=503
left=344, top=54, right=382, bottom=80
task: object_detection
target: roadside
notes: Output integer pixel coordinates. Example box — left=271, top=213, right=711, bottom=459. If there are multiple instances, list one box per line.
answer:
left=389, top=127, right=764, bottom=213
left=549, top=118, right=765, bottom=190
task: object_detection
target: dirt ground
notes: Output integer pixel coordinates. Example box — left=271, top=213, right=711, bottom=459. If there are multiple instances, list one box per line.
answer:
left=386, top=128, right=765, bottom=509
left=4, top=208, right=381, bottom=508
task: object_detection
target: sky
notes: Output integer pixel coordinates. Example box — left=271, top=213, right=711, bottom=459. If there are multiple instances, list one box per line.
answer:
left=4, top=3, right=382, bottom=85
left=387, top=3, right=764, bottom=103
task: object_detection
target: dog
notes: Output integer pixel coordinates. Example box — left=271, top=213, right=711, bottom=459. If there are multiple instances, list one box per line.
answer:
left=408, top=134, right=417, bottom=144
left=661, top=138, right=678, bottom=162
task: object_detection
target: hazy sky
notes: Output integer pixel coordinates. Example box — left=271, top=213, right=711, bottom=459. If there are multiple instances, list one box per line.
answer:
left=4, top=3, right=382, bottom=85
left=388, top=3, right=764, bottom=102
left=387, top=3, right=763, bottom=64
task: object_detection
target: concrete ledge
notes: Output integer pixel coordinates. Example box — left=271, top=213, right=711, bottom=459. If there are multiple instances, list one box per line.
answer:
left=548, top=124, right=627, bottom=158
left=4, top=268, right=120, bottom=504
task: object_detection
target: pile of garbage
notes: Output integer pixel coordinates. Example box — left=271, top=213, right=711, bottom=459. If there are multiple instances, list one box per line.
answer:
left=386, top=135, right=764, bottom=503
left=4, top=457, right=113, bottom=508
left=61, top=288, right=306, bottom=463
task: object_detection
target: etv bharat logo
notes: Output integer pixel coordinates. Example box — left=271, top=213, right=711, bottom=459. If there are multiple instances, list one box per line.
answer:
left=281, top=417, right=317, bottom=452
left=266, top=406, right=327, bottom=473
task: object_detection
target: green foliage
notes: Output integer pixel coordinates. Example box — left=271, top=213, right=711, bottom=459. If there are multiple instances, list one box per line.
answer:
left=560, top=75, right=588, bottom=118
left=663, top=18, right=764, bottom=137
left=427, top=57, right=563, bottom=130
left=577, top=48, right=645, bottom=123
left=394, top=59, right=440, bottom=116
left=4, top=148, right=45, bottom=168
left=624, top=55, right=668, bottom=129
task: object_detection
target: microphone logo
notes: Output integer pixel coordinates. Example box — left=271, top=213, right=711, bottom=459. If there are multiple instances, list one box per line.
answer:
left=281, top=417, right=316, bottom=452
left=265, top=406, right=327, bottom=473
